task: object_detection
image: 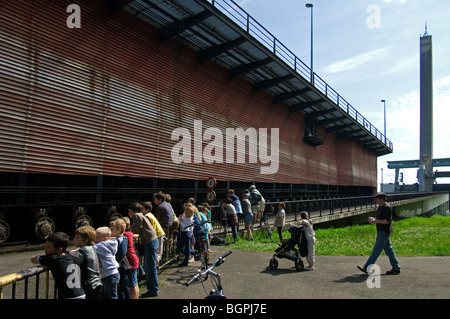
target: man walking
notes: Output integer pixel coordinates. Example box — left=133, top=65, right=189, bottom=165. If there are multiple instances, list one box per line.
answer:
left=357, top=193, right=401, bottom=275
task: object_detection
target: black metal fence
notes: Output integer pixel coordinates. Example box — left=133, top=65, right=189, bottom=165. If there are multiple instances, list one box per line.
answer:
left=209, top=192, right=440, bottom=229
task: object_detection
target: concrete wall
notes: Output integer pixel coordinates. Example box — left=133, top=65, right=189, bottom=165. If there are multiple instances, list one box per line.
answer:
left=392, top=193, right=449, bottom=218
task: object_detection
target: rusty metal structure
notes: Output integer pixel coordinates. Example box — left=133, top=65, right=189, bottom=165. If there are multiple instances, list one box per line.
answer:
left=0, top=0, right=392, bottom=242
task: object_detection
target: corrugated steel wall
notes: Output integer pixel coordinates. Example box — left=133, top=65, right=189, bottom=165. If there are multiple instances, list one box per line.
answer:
left=0, top=0, right=377, bottom=188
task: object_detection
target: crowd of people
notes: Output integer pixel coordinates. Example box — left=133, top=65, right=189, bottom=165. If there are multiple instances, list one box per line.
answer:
left=30, top=186, right=319, bottom=299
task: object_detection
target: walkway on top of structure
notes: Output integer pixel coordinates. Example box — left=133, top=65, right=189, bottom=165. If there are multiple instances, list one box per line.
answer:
left=210, top=192, right=449, bottom=236
left=107, top=0, right=393, bottom=156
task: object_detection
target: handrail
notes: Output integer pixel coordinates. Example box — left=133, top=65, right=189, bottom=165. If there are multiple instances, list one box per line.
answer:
left=0, top=234, right=178, bottom=299
left=204, top=0, right=393, bottom=151
left=208, top=192, right=440, bottom=227
left=0, top=266, right=51, bottom=299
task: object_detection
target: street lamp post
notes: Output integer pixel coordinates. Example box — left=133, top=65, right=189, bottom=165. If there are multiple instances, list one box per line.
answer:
left=306, top=3, right=313, bottom=84
left=381, top=99, right=386, bottom=144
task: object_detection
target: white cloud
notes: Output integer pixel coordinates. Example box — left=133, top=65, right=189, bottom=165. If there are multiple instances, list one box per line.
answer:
left=382, top=0, right=409, bottom=3
left=433, top=75, right=450, bottom=158
left=324, top=46, right=392, bottom=73
left=385, top=75, right=450, bottom=156
left=378, top=75, right=450, bottom=187
left=237, top=0, right=251, bottom=6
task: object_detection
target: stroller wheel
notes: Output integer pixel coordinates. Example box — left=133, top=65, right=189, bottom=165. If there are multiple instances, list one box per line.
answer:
left=269, top=258, right=278, bottom=270
left=295, top=258, right=304, bottom=272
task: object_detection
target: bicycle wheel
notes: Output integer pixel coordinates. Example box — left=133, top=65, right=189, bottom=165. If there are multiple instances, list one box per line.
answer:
left=264, top=221, right=273, bottom=239
left=199, top=240, right=209, bottom=274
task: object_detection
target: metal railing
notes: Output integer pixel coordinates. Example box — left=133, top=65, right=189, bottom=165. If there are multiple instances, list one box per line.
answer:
left=0, top=266, right=53, bottom=299
left=209, top=192, right=440, bottom=229
left=0, top=235, right=178, bottom=299
left=205, top=0, right=393, bottom=151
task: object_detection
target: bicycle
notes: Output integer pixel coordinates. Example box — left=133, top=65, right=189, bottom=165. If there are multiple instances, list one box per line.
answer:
left=185, top=250, right=232, bottom=299
left=260, top=215, right=273, bottom=240
left=181, top=220, right=211, bottom=272
left=194, top=221, right=211, bottom=273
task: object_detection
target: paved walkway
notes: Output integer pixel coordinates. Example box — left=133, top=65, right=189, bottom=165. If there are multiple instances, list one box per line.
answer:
left=1, top=245, right=449, bottom=300
left=154, top=247, right=450, bottom=299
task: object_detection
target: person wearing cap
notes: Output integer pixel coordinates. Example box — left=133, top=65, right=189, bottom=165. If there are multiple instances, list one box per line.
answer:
left=357, top=193, right=401, bottom=275
left=248, top=185, right=265, bottom=224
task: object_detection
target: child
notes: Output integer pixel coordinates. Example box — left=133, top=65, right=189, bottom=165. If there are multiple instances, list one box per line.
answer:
left=110, top=219, right=130, bottom=299
left=70, top=226, right=103, bottom=299
left=31, top=232, right=85, bottom=299
left=274, top=202, right=286, bottom=241
left=94, top=226, right=119, bottom=299
left=200, top=205, right=212, bottom=250
left=120, top=217, right=140, bottom=299
left=178, top=205, right=194, bottom=266
left=202, top=202, right=213, bottom=248
left=142, top=201, right=166, bottom=268
left=300, top=211, right=316, bottom=270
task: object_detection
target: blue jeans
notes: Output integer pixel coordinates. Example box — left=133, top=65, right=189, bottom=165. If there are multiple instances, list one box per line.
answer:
left=101, top=272, right=120, bottom=299
left=179, top=231, right=192, bottom=265
left=364, top=231, right=400, bottom=271
left=144, top=238, right=159, bottom=294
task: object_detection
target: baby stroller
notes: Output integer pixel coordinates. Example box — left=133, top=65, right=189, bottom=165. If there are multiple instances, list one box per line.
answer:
left=269, top=224, right=307, bottom=271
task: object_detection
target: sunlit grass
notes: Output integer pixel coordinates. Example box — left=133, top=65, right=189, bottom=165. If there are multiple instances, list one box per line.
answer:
left=225, top=215, right=450, bottom=256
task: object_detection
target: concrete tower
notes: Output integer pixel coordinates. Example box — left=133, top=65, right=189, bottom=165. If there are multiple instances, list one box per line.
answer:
left=419, top=24, right=434, bottom=192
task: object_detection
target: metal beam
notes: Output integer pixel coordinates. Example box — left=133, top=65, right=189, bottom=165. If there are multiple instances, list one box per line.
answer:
left=229, top=58, right=272, bottom=80
left=326, top=123, right=355, bottom=134
left=159, top=10, right=213, bottom=42
left=106, top=0, right=134, bottom=16
left=316, top=116, right=346, bottom=126
left=273, top=87, right=311, bottom=105
left=199, top=37, right=247, bottom=63
left=435, top=171, right=450, bottom=178
left=354, top=135, right=373, bottom=142
left=335, top=130, right=357, bottom=138
left=253, top=74, right=295, bottom=93
left=290, top=98, right=325, bottom=114
left=305, top=108, right=335, bottom=120
left=387, top=157, right=450, bottom=169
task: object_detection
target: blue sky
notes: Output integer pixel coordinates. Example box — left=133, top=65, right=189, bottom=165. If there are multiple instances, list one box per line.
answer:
left=235, top=0, right=450, bottom=187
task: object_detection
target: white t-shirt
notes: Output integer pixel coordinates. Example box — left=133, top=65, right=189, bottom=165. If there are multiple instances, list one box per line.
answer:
left=302, top=219, right=315, bottom=238
left=274, top=209, right=285, bottom=227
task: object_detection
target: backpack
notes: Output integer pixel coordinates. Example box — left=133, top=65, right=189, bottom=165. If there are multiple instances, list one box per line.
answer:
left=299, top=230, right=308, bottom=257
left=251, top=192, right=262, bottom=203
left=210, top=236, right=229, bottom=246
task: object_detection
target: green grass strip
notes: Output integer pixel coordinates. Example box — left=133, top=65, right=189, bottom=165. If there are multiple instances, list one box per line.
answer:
left=226, top=215, right=450, bottom=257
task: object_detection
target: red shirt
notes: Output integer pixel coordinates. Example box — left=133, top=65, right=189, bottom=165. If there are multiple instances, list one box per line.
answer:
left=124, top=231, right=140, bottom=269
